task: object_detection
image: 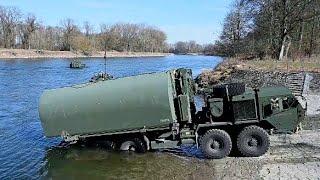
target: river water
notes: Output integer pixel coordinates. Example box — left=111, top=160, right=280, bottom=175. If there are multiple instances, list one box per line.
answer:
left=0, top=55, right=222, bottom=179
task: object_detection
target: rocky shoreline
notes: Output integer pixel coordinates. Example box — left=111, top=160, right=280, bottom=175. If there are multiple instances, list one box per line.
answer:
left=196, top=59, right=319, bottom=92
left=0, top=49, right=171, bottom=60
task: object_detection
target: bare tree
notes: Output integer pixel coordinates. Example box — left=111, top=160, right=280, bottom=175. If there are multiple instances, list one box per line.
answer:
left=60, top=18, right=78, bottom=51
left=99, top=24, right=112, bottom=57
left=83, top=21, right=93, bottom=37
left=213, top=0, right=320, bottom=59
left=0, top=6, right=21, bottom=48
left=0, top=5, right=169, bottom=53
left=18, top=14, right=37, bottom=49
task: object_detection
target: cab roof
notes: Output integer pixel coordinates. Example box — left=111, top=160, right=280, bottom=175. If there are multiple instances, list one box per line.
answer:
left=258, top=86, right=293, bottom=97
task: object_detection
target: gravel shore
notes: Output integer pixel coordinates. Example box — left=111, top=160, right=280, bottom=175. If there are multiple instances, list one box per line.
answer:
left=186, top=130, right=320, bottom=179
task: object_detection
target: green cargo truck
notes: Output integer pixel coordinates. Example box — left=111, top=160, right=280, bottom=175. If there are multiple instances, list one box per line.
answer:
left=39, top=68, right=305, bottom=158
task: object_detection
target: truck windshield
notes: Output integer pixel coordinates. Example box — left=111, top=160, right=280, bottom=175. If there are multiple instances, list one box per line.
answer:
left=283, top=97, right=299, bottom=109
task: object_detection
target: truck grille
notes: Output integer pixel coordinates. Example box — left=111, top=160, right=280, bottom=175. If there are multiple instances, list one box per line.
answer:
left=233, top=100, right=256, bottom=120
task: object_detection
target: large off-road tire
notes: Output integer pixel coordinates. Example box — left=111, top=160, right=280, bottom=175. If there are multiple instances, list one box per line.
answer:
left=119, top=138, right=147, bottom=153
left=212, top=83, right=245, bottom=97
left=237, top=125, right=270, bottom=157
left=200, top=129, right=232, bottom=159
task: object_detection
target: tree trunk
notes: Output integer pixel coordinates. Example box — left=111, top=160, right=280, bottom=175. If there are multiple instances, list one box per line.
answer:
left=279, top=43, right=285, bottom=60
left=285, top=36, right=291, bottom=59
left=308, top=16, right=316, bottom=58
left=278, top=0, right=288, bottom=61
left=298, top=21, right=305, bottom=56
left=279, top=33, right=287, bottom=61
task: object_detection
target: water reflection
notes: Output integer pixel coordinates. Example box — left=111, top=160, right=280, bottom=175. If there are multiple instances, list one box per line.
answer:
left=44, top=146, right=200, bottom=179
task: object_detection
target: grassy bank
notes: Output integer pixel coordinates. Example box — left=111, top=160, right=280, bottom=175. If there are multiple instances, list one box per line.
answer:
left=0, top=49, right=171, bottom=60
left=229, top=57, right=320, bottom=73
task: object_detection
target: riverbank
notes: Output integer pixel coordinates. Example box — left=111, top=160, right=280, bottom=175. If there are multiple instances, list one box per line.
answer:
left=0, top=49, right=171, bottom=59
left=196, top=57, right=320, bottom=87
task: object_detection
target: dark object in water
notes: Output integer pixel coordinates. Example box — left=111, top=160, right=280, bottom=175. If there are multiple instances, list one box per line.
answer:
left=89, top=72, right=113, bottom=82
left=70, top=60, right=85, bottom=69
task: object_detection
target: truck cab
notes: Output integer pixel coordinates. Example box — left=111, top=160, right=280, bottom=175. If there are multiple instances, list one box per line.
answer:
left=198, top=86, right=304, bottom=133
left=193, top=84, right=305, bottom=158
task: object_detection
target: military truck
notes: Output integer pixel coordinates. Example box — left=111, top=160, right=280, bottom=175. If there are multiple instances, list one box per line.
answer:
left=39, top=68, right=305, bottom=159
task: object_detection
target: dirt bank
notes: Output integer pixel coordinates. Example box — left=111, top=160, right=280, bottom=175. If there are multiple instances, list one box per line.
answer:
left=0, top=49, right=171, bottom=59
left=196, top=59, right=320, bottom=90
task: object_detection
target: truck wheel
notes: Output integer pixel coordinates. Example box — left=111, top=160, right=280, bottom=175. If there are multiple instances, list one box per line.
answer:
left=200, top=129, right=232, bottom=159
left=119, top=138, right=147, bottom=153
left=237, top=126, right=270, bottom=157
left=213, top=83, right=245, bottom=97
left=100, top=140, right=116, bottom=150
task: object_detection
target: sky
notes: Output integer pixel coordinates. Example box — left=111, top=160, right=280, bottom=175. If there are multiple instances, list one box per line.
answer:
left=0, top=0, right=232, bottom=44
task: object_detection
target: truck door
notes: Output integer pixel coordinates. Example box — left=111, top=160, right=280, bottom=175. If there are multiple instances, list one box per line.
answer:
left=265, top=96, right=300, bottom=132
left=232, top=93, right=258, bottom=122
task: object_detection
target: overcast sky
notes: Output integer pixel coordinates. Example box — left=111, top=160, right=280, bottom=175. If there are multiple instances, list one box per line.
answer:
left=1, top=0, right=232, bottom=44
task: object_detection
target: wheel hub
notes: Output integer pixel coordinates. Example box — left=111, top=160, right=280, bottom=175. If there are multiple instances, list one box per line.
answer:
left=210, top=140, right=221, bottom=150
left=129, top=146, right=136, bottom=151
left=248, top=137, right=258, bottom=147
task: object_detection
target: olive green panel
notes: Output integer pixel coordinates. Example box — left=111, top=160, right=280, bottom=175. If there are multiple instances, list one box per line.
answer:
left=177, top=95, right=191, bottom=122
left=232, top=92, right=258, bottom=120
left=257, top=86, right=303, bottom=132
left=264, top=108, right=300, bottom=132
left=39, top=71, right=176, bottom=137
left=176, top=68, right=195, bottom=99
left=208, top=98, right=223, bottom=117
left=232, top=90, right=255, bottom=101
left=258, top=86, right=292, bottom=97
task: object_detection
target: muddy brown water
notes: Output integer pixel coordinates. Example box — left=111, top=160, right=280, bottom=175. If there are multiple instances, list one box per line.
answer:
left=0, top=55, right=222, bottom=179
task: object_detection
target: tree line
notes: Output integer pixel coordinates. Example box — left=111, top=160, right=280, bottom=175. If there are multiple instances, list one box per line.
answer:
left=213, top=0, right=320, bottom=60
left=169, top=41, right=217, bottom=55
left=0, top=6, right=168, bottom=54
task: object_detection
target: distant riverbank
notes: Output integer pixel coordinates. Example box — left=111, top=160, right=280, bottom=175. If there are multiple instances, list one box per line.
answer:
left=0, top=49, right=171, bottom=60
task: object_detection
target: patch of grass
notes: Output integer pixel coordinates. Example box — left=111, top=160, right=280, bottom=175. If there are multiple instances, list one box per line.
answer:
left=228, top=56, right=320, bottom=73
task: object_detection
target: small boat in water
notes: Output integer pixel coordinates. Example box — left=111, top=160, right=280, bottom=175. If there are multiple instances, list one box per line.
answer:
left=89, top=72, right=113, bottom=82
left=70, top=60, right=86, bottom=69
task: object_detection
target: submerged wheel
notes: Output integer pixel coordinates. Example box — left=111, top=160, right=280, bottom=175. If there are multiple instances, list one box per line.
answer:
left=83, top=138, right=116, bottom=150
left=119, top=138, right=147, bottom=153
left=237, top=126, right=270, bottom=157
left=99, top=140, right=116, bottom=150
left=200, top=129, right=232, bottom=159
